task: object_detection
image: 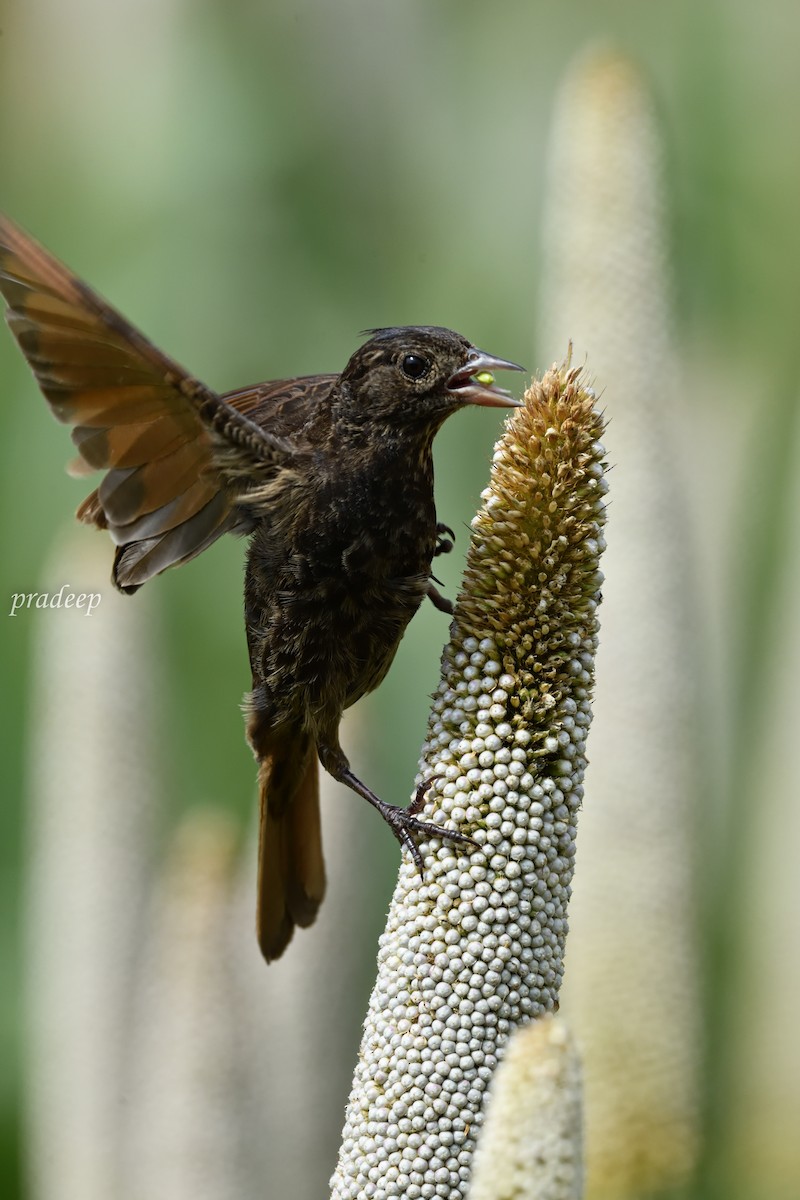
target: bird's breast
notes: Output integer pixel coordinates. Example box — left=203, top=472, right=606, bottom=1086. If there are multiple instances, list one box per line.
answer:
left=301, top=449, right=437, bottom=581
left=244, top=451, right=438, bottom=719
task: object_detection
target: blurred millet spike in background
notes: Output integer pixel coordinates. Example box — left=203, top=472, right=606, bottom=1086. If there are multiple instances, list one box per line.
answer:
left=538, top=44, right=702, bottom=1199
left=331, top=361, right=607, bottom=1200
left=24, top=531, right=160, bottom=1200
left=120, top=807, right=248, bottom=1200
left=469, top=1015, right=583, bottom=1200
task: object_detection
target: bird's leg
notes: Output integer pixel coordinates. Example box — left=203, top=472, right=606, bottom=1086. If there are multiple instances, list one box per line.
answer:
left=429, top=522, right=456, bottom=612
left=426, top=581, right=454, bottom=615
left=317, top=742, right=477, bottom=874
left=434, top=521, right=456, bottom=557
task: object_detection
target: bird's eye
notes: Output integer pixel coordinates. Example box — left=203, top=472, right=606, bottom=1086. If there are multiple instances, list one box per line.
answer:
left=400, top=353, right=431, bottom=380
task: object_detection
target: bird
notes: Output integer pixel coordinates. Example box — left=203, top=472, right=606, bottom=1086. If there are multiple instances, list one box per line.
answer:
left=0, top=215, right=524, bottom=960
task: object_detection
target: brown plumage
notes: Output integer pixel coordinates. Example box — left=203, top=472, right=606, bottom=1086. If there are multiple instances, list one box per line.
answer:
left=0, top=215, right=523, bottom=960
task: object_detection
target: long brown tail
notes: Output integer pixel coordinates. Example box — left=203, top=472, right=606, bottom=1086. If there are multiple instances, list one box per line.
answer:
left=255, top=733, right=326, bottom=961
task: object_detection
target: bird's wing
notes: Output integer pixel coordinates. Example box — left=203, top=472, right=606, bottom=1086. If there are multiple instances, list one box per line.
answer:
left=222, top=373, right=336, bottom=440
left=0, top=215, right=327, bottom=590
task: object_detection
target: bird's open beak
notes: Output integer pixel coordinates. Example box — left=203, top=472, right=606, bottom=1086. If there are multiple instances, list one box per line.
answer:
left=446, top=350, right=526, bottom=408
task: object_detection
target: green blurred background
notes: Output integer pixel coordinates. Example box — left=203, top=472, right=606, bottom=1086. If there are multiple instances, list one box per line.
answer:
left=1, top=1, right=799, bottom=1197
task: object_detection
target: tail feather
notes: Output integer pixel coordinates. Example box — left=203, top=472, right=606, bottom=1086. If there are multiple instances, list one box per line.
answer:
left=256, top=735, right=326, bottom=962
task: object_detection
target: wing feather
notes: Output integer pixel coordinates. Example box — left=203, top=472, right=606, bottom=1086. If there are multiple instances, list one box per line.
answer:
left=0, top=215, right=315, bottom=590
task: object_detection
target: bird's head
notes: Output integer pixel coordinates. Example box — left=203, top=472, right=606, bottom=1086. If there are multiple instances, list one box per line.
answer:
left=337, top=326, right=524, bottom=432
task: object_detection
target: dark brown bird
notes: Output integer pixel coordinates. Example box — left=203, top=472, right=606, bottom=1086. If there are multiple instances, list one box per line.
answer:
left=0, top=215, right=524, bottom=960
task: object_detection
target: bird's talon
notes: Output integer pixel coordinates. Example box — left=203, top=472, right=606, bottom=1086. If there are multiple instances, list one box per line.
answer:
left=408, top=841, right=425, bottom=876
left=410, top=774, right=442, bottom=815
left=434, top=522, right=456, bottom=558
left=387, top=776, right=480, bottom=870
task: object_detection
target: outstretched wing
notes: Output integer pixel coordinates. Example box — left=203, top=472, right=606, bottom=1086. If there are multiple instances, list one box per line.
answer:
left=0, top=215, right=314, bottom=591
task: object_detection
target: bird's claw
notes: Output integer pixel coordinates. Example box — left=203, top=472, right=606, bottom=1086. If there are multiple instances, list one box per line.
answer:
left=384, top=775, right=479, bottom=875
left=434, top=522, right=456, bottom=557
left=409, top=774, right=444, bottom=814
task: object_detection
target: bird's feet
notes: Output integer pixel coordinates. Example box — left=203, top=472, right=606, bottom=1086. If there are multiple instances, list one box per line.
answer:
left=434, top=522, right=456, bottom=557
left=321, top=755, right=478, bottom=875
left=379, top=775, right=478, bottom=874
left=429, top=523, right=456, bottom=612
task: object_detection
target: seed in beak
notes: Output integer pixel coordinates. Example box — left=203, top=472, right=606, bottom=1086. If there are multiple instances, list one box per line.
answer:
left=475, top=371, right=495, bottom=386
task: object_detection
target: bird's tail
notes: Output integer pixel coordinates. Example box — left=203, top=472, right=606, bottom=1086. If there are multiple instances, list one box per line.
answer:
left=254, top=731, right=326, bottom=961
